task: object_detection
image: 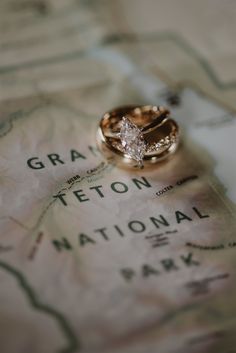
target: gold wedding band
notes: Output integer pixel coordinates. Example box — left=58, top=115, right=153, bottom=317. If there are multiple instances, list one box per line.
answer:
left=96, top=105, right=180, bottom=168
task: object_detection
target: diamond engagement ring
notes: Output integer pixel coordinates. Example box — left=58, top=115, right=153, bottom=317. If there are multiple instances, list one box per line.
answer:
left=96, top=105, right=180, bottom=168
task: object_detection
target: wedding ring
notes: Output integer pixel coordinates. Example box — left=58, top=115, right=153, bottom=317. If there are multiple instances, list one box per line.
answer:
left=96, top=105, right=180, bottom=168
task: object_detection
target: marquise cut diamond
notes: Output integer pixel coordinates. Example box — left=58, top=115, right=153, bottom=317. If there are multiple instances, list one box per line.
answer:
left=120, top=117, right=140, bottom=147
left=119, top=117, right=146, bottom=166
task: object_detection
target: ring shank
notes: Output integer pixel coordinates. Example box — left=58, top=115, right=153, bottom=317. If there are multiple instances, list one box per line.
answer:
left=102, top=105, right=170, bottom=135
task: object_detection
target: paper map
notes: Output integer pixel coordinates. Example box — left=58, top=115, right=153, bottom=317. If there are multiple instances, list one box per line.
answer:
left=0, top=1, right=236, bottom=352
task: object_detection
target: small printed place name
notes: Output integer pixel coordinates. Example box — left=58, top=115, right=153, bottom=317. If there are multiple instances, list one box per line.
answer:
left=156, top=175, right=198, bottom=196
left=66, top=161, right=110, bottom=185
left=185, top=273, right=229, bottom=296
left=186, top=241, right=236, bottom=250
